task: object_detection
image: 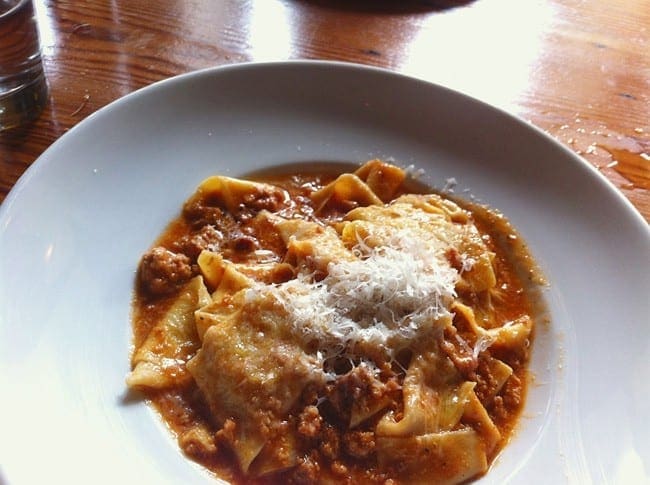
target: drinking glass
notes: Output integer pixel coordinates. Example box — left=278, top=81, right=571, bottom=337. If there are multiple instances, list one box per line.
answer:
left=0, top=0, right=47, bottom=131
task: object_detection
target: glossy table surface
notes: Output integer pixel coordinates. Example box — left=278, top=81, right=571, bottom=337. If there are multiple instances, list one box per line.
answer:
left=0, top=0, right=648, bottom=221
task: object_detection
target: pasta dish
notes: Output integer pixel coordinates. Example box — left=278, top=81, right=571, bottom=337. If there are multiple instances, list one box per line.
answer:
left=127, top=160, right=541, bottom=483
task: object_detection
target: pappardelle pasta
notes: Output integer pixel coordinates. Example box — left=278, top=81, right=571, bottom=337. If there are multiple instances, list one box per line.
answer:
left=127, top=160, right=541, bottom=484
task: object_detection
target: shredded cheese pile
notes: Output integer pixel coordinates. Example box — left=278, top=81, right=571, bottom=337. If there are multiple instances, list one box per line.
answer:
left=247, top=230, right=459, bottom=368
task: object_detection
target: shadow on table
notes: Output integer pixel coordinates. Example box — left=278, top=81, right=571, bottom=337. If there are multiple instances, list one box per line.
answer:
left=297, top=0, right=476, bottom=13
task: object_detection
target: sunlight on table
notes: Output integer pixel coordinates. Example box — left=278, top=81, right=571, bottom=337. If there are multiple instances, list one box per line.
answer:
left=399, top=0, right=555, bottom=113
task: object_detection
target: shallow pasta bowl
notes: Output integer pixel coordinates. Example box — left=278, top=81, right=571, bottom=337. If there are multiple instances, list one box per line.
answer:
left=0, top=61, right=648, bottom=484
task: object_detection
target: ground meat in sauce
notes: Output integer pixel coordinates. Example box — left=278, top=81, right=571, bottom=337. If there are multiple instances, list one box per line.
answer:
left=179, top=426, right=218, bottom=458
left=226, top=231, right=259, bottom=253
left=179, top=189, right=290, bottom=266
left=318, top=425, right=341, bottom=461
left=473, top=354, right=502, bottom=404
left=172, top=225, right=223, bottom=259
left=133, top=169, right=537, bottom=485
left=239, top=188, right=288, bottom=214
left=298, top=405, right=323, bottom=438
left=183, top=186, right=288, bottom=229
left=183, top=199, right=236, bottom=230
left=440, top=325, right=479, bottom=379
left=343, top=431, right=375, bottom=459
left=324, top=365, right=380, bottom=421
left=139, top=246, right=193, bottom=296
left=290, top=455, right=321, bottom=484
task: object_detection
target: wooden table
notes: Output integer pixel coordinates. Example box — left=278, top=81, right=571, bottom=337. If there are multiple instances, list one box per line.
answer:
left=1, top=0, right=648, bottom=221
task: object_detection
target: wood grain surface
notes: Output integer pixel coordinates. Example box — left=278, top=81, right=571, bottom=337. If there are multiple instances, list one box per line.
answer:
left=1, top=0, right=648, bottom=220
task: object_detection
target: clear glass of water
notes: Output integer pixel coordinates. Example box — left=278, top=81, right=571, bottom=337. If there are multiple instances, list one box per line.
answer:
left=0, top=0, right=47, bottom=131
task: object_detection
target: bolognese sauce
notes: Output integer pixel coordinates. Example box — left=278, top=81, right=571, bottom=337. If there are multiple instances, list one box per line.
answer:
left=129, top=161, right=541, bottom=484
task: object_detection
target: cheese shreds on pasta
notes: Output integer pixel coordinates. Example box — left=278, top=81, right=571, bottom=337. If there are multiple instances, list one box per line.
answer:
left=246, top=227, right=459, bottom=372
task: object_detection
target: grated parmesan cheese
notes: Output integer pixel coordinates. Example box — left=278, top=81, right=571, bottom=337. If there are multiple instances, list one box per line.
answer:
left=460, top=254, right=476, bottom=273
left=246, top=227, right=460, bottom=372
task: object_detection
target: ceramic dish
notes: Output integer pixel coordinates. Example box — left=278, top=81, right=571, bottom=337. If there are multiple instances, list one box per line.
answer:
left=1, top=61, right=648, bottom=484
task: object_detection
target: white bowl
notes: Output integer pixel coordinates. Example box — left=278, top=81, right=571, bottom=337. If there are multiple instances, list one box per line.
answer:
left=1, top=61, right=648, bottom=484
